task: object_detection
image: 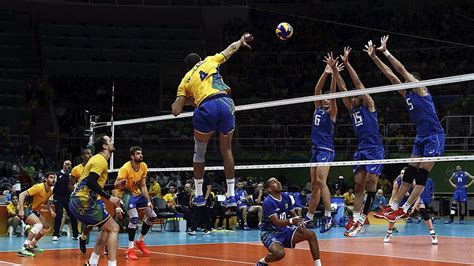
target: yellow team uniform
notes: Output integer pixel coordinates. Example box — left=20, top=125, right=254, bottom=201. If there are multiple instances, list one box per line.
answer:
left=7, top=202, right=18, bottom=216
left=117, top=161, right=148, bottom=196
left=27, top=183, right=52, bottom=212
left=149, top=181, right=161, bottom=197
left=73, top=154, right=108, bottom=199
left=71, top=163, right=85, bottom=182
left=163, top=193, right=176, bottom=207
left=177, top=53, right=230, bottom=106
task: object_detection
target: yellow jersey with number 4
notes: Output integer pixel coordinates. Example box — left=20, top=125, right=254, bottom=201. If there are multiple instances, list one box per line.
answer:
left=117, top=161, right=148, bottom=196
left=177, top=53, right=231, bottom=106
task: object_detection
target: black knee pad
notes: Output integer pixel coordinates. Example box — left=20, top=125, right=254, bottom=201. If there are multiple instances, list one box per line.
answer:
left=415, top=168, right=429, bottom=186
left=419, top=208, right=430, bottom=221
left=403, top=165, right=417, bottom=184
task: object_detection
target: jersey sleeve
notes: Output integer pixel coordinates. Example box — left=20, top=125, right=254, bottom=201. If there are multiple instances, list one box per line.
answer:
left=142, top=163, right=148, bottom=178
left=209, top=53, right=227, bottom=64
left=177, top=78, right=187, bottom=97
left=117, top=166, right=127, bottom=181
left=90, top=157, right=106, bottom=176
left=27, top=184, right=41, bottom=197
left=263, top=200, right=277, bottom=218
left=71, top=166, right=80, bottom=179
left=287, top=194, right=295, bottom=211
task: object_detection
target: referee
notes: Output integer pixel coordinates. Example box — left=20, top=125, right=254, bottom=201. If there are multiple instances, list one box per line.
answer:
left=52, top=160, right=79, bottom=241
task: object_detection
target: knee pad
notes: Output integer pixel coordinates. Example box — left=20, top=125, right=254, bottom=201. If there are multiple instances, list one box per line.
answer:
left=450, top=203, right=458, bottom=215
left=193, top=138, right=207, bottom=163
left=415, top=168, right=429, bottom=186
left=419, top=208, right=430, bottom=221
left=145, top=210, right=157, bottom=226
left=30, top=223, right=43, bottom=235
left=128, top=208, right=139, bottom=229
left=403, top=165, right=417, bottom=184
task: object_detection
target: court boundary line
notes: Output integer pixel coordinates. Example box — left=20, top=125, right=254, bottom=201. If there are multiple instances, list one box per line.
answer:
left=119, top=248, right=254, bottom=265
left=0, top=260, right=21, bottom=266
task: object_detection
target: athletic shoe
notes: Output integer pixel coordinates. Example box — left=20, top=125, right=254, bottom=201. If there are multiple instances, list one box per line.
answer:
left=373, top=207, right=389, bottom=219
left=72, top=235, right=79, bottom=240
left=192, top=195, right=206, bottom=207
left=223, top=196, right=237, bottom=207
left=384, top=232, right=392, bottom=243
left=345, top=218, right=354, bottom=231
left=406, top=218, right=413, bottom=223
left=392, top=227, right=398, bottom=233
left=243, top=225, right=250, bottom=230
left=303, top=216, right=316, bottom=229
left=134, top=240, right=150, bottom=255
left=83, top=261, right=90, bottom=266
left=444, top=219, right=453, bottom=224
left=52, top=236, right=58, bottom=241
left=345, top=221, right=365, bottom=237
left=188, top=231, right=196, bottom=236
left=384, top=209, right=408, bottom=223
left=320, top=216, right=332, bottom=233
left=216, top=226, right=224, bottom=230
left=32, top=245, right=44, bottom=253
left=378, top=206, right=396, bottom=221
left=460, top=220, right=465, bottom=224
left=203, top=230, right=212, bottom=235
left=431, top=233, right=438, bottom=245
left=79, top=237, right=87, bottom=254
left=256, top=261, right=269, bottom=266
left=125, top=248, right=138, bottom=260
left=17, top=246, right=35, bottom=257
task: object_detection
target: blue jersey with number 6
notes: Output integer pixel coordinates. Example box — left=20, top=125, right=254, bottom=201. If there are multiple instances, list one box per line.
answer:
left=311, top=107, right=335, bottom=151
left=351, top=105, right=383, bottom=149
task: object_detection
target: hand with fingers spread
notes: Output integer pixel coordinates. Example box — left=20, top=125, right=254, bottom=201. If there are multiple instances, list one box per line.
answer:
left=335, top=61, right=345, bottom=73
left=323, top=52, right=337, bottom=68
left=377, top=35, right=389, bottom=53
left=363, top=40, right=377, bottom=59
left=340, top=46, right=352, bottom=64
left=240, top=32, right=254, bottom=49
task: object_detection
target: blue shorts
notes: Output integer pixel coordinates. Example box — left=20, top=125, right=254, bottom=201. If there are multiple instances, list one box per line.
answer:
left=353, top=147, right=384, bottom=175
left=453, top=189, right=467, bottom=202
left=23, top=209, right=40, bottom=222
left=69, top=197, right=110, bottom=228
left=310, top=148, right=335, bottom=163
left=412, top=132, right=445, bottom=157
left=260, top=227, right=298, bottom=249
left=123, top=193, right=149, bottom=211
left=193, top=94, right=235, bottom=134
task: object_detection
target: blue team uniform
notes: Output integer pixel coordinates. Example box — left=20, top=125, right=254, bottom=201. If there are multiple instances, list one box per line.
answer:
left=236, top=188, right=249, bottom=208
left=405, top=91, right=445, bottom=157
left=310, top=107, right=335, bottom=163
left=420, top=178, right=434, bottom=204
left=453, top=171, right=468, bottom=202
left=351, top=105, right=384, bottom=175
left=259, top=193, right=298, bottom=249
left=193, top=94, right=235, bottom=134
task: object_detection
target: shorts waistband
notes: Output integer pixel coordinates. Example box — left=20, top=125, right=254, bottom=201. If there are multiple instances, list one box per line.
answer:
left=200, top=93, right=230, bottom=106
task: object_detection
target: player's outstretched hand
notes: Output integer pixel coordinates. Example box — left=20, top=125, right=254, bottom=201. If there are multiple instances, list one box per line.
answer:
left=363, top=40, right=377, bottom=59
left=377, top=35, right=389, bottom=52
left=323, top=52, right=337, bottom=68
left=340, top=46, right=352, bottom=64
left=241, top=33, right=254, bottom=49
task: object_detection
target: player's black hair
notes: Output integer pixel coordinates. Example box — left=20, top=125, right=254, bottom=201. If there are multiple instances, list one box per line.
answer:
left=93, top=134, right=108, bottom=154
left=184, top=53, right=201, bottom=70
left=129, top=146, right=142, bottom=156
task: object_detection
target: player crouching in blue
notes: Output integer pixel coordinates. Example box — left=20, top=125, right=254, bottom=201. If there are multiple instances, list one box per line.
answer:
left=258, top=177, right=322, bottom=266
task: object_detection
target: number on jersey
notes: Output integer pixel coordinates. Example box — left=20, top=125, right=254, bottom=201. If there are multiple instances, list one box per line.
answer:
left=353, top=111, right=363, bottom=127
left=199, top=71, right=208, bottom=81
left=279, top=212, right=287, bottom=220
left=406, top=98, right=414, bottom=110
left=314, top=114, right=321, bottom=126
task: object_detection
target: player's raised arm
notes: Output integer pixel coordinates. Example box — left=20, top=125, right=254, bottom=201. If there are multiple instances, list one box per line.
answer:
left=340, top=47, right=365, bottom=90
left=324, top=52, right=351, bottom=111
left=220, top=32, right=253, bottom=62
left=377, top=35, right=417, bottom=82
left=313, top=65, right=331, bottom=108
left=328, top=62, right=343, bottom=122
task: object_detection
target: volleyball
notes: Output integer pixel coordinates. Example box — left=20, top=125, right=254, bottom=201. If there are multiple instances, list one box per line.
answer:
left=275, top=22, right=293, bottom=40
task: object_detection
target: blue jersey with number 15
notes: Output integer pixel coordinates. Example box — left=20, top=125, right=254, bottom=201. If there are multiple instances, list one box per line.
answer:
left=351, top=105, right=383, bottom=149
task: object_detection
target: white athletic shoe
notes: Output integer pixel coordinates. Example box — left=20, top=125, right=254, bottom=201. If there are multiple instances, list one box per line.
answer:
left=52, top=236, right=58, bottom=241
left=431, top=234, right=438, bottom=245
left=384, top=233, right=392, bottom=243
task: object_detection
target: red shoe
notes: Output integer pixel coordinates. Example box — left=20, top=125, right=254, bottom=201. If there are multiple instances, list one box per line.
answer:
left=384, top=209, right=407, bottom=223
left=134, top=240, right=150, bottom=255
left=344, top=221, right=366, bottom=237
left=126, top=248, right=138, bottom=260
left=345, top=218, right=354, bottom=231
left=373, top=206, right=392, bottom=219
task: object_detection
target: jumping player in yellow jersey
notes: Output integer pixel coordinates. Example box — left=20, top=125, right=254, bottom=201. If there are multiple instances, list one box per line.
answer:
left=113, top=146, right=156, bottom=260
left=69, top=148, right=93, bottom=253
left=69, top=135, right=126, bottom=266
left=17, top=172, right=56, bottom=257
left=171, top=32, right=253, bottom=207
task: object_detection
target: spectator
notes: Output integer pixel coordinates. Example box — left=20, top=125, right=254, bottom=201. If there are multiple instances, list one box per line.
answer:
left=370, top=189, right=387, bottom=212
left=176, top=182, right=194, bottom=231
left=333, top=176, right=348, bottom=194
left=293, top=189, right=309, bottom=217
left=343, top=187, right=355, bottom=216
left=252, top=182, right=266, bottom=206
left=7, top=195, right=22, bottom=236
left=163, top=183, right=177, bottom=209
left=236, top=181, right=262, bottom=230
left=148, top=174, right=162, bottom=198
left=378, top=175, right=392, bottom=194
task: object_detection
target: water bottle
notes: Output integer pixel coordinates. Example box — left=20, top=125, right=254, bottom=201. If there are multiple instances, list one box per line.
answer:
left=14, top=180, right=21, bottom=197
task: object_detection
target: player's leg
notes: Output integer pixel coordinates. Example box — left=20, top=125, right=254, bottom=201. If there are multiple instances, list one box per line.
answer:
left=417, top=203, right=438, bottom=244
left=193, top=130, right=213, bottom=206
left=239, top=205, right=249, bottom=229
left=292, top=227, right=321, bottom=265
left=30, top=214, right=52, bottom=253
left=384, top=221, right=396, bottom=243
left=53, top=196, right=65, bottom=240
left=261, top=242, right=285, bottom=264
left=101, top=213, right=119, bottom=265
left=447, top=198, right=458, bottom=223
left=135, top=196, right=156, bottom=254
left=459, top=199, right=467, bottom=223
left=317, top=165, right=333, bottom=233
left=63, top=197, right=79, bottom=239
left=352, top=170, right=367, bottom=226
left=219, top=130, right=237, bottom=206
left=125, top=205, right=139, bottom=260
left=18, top=212, right=42, bottom=257
left=305, top=165, right=321, bottom=228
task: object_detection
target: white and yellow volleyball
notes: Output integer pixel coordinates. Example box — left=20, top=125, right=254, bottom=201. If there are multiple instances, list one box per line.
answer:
left=275, top=22, right=293, bottom=40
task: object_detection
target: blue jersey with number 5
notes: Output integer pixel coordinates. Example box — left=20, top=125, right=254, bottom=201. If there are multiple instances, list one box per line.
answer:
left=311, top=107, right=335, bottom=151
left=351, top=105, right=383, bottom=149
left=405, top=92, right=443, bottom=137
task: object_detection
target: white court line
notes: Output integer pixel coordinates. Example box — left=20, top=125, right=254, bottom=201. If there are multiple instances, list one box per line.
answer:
left=0, top=260, right=21, bottom=266
left=119, top=248, right=254, bottom=265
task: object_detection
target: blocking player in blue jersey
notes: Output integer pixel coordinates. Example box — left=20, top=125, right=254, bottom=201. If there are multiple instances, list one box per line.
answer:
left=327, top=50, right=385, bottom=237
left=304, top=60, right=344, bottom=233
left=446, top=165, right=474, bottom=224
left=257, top=178, right=321, bottom=266
left=364, top=36, right=446, bottom=222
